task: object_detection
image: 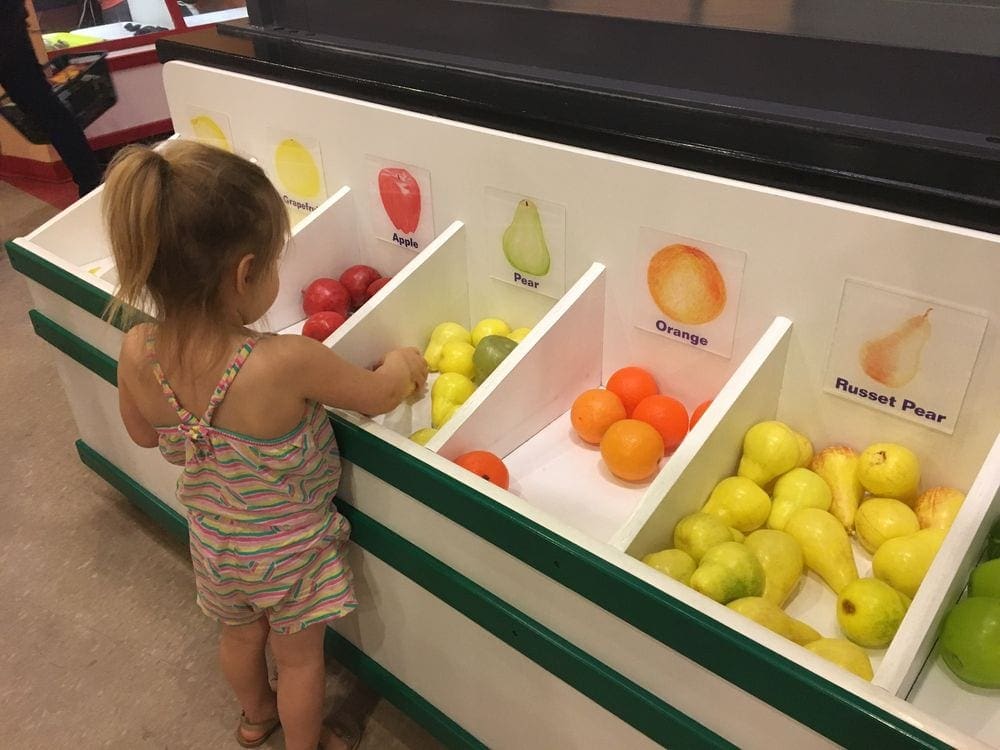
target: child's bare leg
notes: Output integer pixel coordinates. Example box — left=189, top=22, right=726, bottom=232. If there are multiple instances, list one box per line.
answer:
left=270, top=622, right=329, bottom=750
left=220, top=618, right=278, bottom=741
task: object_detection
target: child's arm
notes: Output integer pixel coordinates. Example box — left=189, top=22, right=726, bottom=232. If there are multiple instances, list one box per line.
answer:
left=118, top=372, right=160, bottom=448
left=281, top=335, right=427, bottom=416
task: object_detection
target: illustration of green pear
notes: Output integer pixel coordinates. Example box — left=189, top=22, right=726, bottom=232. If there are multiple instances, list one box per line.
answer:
left=859, top=309, right=931, bottom=388
left=502, top=199, right=550, bottom=276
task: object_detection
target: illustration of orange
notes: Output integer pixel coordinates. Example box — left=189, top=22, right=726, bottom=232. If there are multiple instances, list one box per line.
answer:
left=647, top=244, right=727, bottom=325
left=632, top=395, right=689, bottom=455
left=600, top=419, right=664, bottom=482
left=606, top=366, right=660, bottom=417
left=571, top=388, right=627, bottom=445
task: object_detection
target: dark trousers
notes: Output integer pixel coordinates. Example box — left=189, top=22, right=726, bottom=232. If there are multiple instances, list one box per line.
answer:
left=0, top=28, right=102, bottom=196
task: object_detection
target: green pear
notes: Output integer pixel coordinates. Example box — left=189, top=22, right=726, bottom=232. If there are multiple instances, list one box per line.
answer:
left=690, top=542, right=765, bottom=604
left=728, top=597, right=820, bottom=645
left=872, top=528, right=947, bottom=599
left=702, top=476, right=771, bottom=533
left=837, top=578, right=909, bottom=648
left=673, top=512, right=735, bottom=563
left=969, top=559, right=1000, bottom=599
left=642, top=548, right=697, bottom=586
left=502, top=199, right=550, bottom=276
left=804, top=638, right=874, bottom=681
left=473, top=335, right=517, bottom=383
left=785, top=508, right=858, bottom=594
left=744, top=529, right=804, bottom=606
left=854, top=497, right=920, bottom=554
left=940, top=597, right=1000, bottom=688
left=767, top=468, right=832, bottom=531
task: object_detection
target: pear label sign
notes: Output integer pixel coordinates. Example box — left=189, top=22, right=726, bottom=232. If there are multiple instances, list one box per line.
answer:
left=367, top=156, right=434, bottom=252
left=266, top=129, right=327, bottom=225
left=486, top=187, right=566, bottom=299
left=823, top=279, right=988, bottom=434
left=632, top=228, right=747, bottom=358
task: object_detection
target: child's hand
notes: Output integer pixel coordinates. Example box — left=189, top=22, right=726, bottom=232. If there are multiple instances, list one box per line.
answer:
left=381, top=347, right=428, bottom=397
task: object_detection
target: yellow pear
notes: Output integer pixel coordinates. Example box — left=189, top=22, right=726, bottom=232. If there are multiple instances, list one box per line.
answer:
left=737, top=421, right=801, bottom=487
left=859, top=308, right=931, bottom=388
left=854, top=498, right=920, bottom=554
left=702, top=476, right=772, bottom=533
left=690, top=542, right=765, bottom=604
left=794, top=431, right=814, bottom=468
left=837, top=578, right=909, bottom=649
left=785, top=508, right=859, bottom=595
left=810, top=445, right=865, bottom=531
left=872, top=528, right=947, bottom=599
left=471, top=318, right=511, bottom=346
left=409, top=428, right=438, bottom=445
left=857, top=443, right=920, bottom=504
left=642, top=548, right=697, bottom=586
left=805, top=638, right=874, bottom=681
left=730, top=527, right=745, bottom=542
left=673, top=513, right=735, bottom=563
left=913, top=487, right=966, bottom=530
left=423, top=322, right=472, bottom=371
left=728, top=597, right=821, bottom=645
left=744, top=529, right=804, bottom=606
left=767, top=468, right=832, bottom=531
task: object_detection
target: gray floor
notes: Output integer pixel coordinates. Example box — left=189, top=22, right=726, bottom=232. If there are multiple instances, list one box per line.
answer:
left=0, top=182, right=443, bottom=750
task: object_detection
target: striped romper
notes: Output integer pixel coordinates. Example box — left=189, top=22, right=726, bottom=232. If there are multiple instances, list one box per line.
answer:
left=148, top=334, right=357, bottom=634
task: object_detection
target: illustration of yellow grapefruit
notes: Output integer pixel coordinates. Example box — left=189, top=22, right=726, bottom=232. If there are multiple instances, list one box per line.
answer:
left=647, top=244, right=727, bottom=325
left=190, top=115, right=231, bottom=152
left=275, top=138, right=322, bottom=199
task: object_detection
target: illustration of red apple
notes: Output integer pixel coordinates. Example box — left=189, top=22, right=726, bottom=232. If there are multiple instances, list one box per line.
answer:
left=365, top=276, right=391, bottom=302
left=302, top=310, right=347, bottom=341
left=340, top=265, right=382, bottom=309
left=378, top=167, right=421, bottom=234
left=302, top=278, right=350, bottom=317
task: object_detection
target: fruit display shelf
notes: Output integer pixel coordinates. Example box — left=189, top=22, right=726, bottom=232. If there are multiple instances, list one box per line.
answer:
left=8, top=55, right=1000, bottom=750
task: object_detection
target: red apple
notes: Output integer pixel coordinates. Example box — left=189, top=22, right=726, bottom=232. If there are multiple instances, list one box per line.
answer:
left=302, top=277, right=350, bottom=317
left=340, top=264, right=382, bottom=309
left=378, top=167, right=421, bottom=234
left=364, top=276, right=391, bottom=302
left=302, top=310, right=347, bottom=341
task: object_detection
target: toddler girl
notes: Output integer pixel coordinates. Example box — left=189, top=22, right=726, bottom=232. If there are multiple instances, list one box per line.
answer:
left=105, top=140, right=427, bottom=750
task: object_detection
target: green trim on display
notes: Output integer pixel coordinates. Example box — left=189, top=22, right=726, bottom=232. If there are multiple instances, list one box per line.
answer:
left=29, top=309, right=118, bottom=386
left=74, top=440, right=486, bottom=750
left=17, top=253, right=954, bottom=750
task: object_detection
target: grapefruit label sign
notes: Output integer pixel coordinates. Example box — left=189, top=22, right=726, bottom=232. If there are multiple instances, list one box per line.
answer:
left=367, top=156, right=434, bottom=252
left=823, top=279, right=988, bottom=434
left=267, top=129, right=327, bottom=224
left=632, top=228, right=746, bottom=358
left=486, top=187, right=567, bottom=299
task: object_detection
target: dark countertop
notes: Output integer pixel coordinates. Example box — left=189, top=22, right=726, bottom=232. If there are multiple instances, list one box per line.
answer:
left=157, top=11, right=1000, bottom=233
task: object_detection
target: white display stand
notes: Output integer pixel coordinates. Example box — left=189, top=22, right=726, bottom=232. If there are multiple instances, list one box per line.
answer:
left=9, top=60, right=1000, bottom=749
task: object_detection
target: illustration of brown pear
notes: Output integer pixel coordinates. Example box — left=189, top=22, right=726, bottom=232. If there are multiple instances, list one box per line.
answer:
left=859, top=309, right=931, bottom=388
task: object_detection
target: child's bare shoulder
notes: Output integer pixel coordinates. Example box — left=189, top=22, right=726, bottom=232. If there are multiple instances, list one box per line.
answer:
left=118, top=322, right=155, bottom=368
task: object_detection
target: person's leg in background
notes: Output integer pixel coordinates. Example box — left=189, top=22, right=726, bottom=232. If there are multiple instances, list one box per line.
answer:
left=0, top=23, right=102, bottom=196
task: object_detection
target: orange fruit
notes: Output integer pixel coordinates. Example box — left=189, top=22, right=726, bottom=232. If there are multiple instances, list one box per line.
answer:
left=632, top=395, right=689, bottom=455
left=454, top=450, right=510, bottom=490
left=690, top=399, right=712, bottom=430
left=606, top=366, right=659, bottom=417
left=571, top=388, right=627, bottom=444
left=600, top=419, right=664, bottom=482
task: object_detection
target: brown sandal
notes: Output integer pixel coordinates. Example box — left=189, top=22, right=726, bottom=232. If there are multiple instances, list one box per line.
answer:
left=235, top=711, right=281, bottom=748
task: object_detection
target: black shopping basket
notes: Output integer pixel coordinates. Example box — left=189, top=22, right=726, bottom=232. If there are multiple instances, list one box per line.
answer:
left=0, top=51, right=117, bottom=145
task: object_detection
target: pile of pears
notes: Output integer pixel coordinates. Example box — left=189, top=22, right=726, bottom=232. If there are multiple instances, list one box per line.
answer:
left=642, top=419, right=967, bottom=682
left=409, top=318, right=530, bottom=445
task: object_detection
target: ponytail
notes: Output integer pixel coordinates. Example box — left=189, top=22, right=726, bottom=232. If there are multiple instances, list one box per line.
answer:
left=103, top=146, right=169, bottom=326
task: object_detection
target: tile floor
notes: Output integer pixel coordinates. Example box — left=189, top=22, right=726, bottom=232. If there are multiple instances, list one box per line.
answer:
left=0, top=177, right=444, bottom=750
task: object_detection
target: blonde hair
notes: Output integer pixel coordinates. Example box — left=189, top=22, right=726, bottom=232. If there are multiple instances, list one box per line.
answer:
left=103, top=140, right=289, bottom=328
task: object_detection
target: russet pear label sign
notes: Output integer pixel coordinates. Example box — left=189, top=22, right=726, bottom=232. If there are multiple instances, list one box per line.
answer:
left=823, top=279, right=988, bottom=434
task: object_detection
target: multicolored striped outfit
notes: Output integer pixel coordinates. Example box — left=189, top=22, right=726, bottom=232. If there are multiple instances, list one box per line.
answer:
left=147, top=333, right=356, bottom=634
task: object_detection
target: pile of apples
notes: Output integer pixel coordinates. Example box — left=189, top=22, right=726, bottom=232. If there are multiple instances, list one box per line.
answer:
left=300, top=264, right=390, bottom=341
left=408, top=317, right=529, bottom=446
left=642, top=419, right=967, bottom=682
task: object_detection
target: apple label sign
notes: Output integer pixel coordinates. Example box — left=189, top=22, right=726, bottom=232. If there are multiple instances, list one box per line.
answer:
left=486, top=187, right=567, bottom=300
left=632, top=227, right=747, bottom=358
left=267, top=129, right=327, bottom=227
left=823, top=279, right=988, bottom=434
left=367, top=156, right=434, bottom=252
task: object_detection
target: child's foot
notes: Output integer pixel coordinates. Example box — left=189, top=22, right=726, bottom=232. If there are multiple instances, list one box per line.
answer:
left=236, top=694, right=280, bottom=748
left=320, top=718, right=361, bottom=750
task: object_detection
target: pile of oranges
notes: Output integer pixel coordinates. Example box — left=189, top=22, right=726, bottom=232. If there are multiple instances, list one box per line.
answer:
left=571, top=366, right=711, bottom=483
